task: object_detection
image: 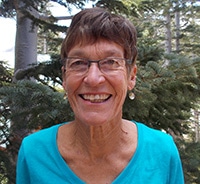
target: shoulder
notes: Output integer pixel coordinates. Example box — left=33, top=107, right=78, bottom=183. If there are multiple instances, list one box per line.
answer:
left=135, top=122, right=184, bottom=183
left=21, top=124, right=63, bottom=152
left=134, top=121, right=182, bottom=164
left=25, top=124, right=59, bottom=140
left=135, top=122, right=177, bottom=154
left=136, top=122, right=173, bottom=141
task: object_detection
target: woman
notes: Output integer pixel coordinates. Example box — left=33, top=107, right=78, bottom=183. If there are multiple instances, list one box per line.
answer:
left=17, top=8, right=184, bottom=184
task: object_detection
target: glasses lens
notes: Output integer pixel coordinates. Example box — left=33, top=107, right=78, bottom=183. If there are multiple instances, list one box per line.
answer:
left=67, top=58, right=88, bottom=72
left=99, top=58, right=124, bottom=73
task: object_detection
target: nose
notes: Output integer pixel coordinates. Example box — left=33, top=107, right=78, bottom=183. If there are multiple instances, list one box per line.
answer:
left=83, top=63, right=105, bottom=86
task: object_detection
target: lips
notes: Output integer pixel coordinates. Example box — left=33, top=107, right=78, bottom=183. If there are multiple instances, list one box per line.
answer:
left=80, top=94, right=111, bottom=103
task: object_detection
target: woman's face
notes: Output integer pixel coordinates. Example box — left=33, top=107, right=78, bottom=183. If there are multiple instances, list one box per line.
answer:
left=62, top=39, right=137, bottom=126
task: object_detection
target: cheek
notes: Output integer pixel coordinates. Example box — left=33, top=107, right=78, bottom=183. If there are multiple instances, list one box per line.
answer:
left=110, top=70, right=129, bottom=96
left=62, top=77, right=78, bottom=108
left=118, top=69, right=130, bottom=88
left=63, top=74, right=83, bottom=97
left=63, top=74, right=74, bottom=92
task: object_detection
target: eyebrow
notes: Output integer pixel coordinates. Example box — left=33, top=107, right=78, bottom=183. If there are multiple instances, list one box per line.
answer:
left=68, top=50, right=86, bottom=57
left=68, top=48, right=123, bottom=58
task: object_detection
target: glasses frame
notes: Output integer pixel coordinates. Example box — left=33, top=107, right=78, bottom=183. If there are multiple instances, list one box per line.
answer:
left=63, top=57, right=132, bottom=75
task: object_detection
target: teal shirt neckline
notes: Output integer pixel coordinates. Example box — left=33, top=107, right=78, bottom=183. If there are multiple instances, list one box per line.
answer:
left=52, top=121, right=141, bottom=183
left=17, top=121, right=184, bottom=184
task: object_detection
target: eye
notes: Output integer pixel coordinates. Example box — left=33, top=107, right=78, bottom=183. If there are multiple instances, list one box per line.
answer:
left=101, top=58, right=117, bottom=65
left=101, top=58, right=122, bottom=68
left=69, top=59, right=88, bottom=69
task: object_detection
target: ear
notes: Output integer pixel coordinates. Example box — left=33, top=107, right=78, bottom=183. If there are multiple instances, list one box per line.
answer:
left=128, top=65, right=137, bottom=91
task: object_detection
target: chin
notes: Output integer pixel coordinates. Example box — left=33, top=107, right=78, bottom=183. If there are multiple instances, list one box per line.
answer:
left=76, top=115, right=109, bottom=127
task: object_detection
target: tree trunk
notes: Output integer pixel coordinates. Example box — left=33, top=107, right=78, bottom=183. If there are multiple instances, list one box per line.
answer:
left=14, top=1, right=39, bottom=81
left=175, top=2, right=181, bottom=53
left=165, top=11, right=172, bottom=54
left=194, top=110, right=200, bottom=142
left=163, top=10, right=172, bottom=66
left=7, top=2, right=40, bottom=183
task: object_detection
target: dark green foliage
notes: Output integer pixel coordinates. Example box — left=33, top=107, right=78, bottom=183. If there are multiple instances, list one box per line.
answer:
left=0, top=61, right=13, bottom=87
left=0, top=0, right=16, bottom=17
left=0, top=0, right=49, bottom=17
left=177, top=140, right=200, bottom=184
left=14, top=54, right=63, bottom=88
left=96, top=0, right=129, bottom=15
left=0, top=80, right=74, bottom=130
left=0, top=62, right=74, bottom=184
left=0, top=147, right=16, bottom=184
left=123, top=56, right=200, bottom=135
left=137, top=43, right=164, bottom=66
left=51, top=0, right=86, bottom=9
left=0, top=80, right=74, bottom=184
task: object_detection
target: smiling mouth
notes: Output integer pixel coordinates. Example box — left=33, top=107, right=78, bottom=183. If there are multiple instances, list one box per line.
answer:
left=80, top=94, right=111, bottom=103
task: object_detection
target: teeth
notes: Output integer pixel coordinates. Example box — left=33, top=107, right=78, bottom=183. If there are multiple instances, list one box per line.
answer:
left=82, top=94, right=110, bottom=102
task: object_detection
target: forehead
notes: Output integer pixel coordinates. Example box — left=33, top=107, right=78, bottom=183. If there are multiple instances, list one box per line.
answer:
left=68, top=40, right=124, bottom=58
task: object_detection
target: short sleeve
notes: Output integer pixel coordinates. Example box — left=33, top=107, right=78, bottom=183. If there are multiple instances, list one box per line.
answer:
left=168, top=138, right=184, bottom=184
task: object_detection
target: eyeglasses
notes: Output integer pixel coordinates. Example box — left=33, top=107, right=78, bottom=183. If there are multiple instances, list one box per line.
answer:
left=64, top=57, right=132, bottom=75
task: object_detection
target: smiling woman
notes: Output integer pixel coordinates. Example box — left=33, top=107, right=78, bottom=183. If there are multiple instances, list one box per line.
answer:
left=16, top=7, right=184, bottom=184
left=62, top=40, right=134, bottom=127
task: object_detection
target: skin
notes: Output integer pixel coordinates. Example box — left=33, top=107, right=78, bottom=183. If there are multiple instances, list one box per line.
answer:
left=59, top=39, right=138, bottom=183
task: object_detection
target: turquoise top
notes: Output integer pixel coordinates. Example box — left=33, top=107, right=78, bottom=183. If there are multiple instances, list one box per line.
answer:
left=16, top=122, right=184, bottom=184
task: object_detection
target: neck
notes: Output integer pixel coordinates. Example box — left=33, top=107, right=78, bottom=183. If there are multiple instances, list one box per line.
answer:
left=72, top=119, right=128, bottom=159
